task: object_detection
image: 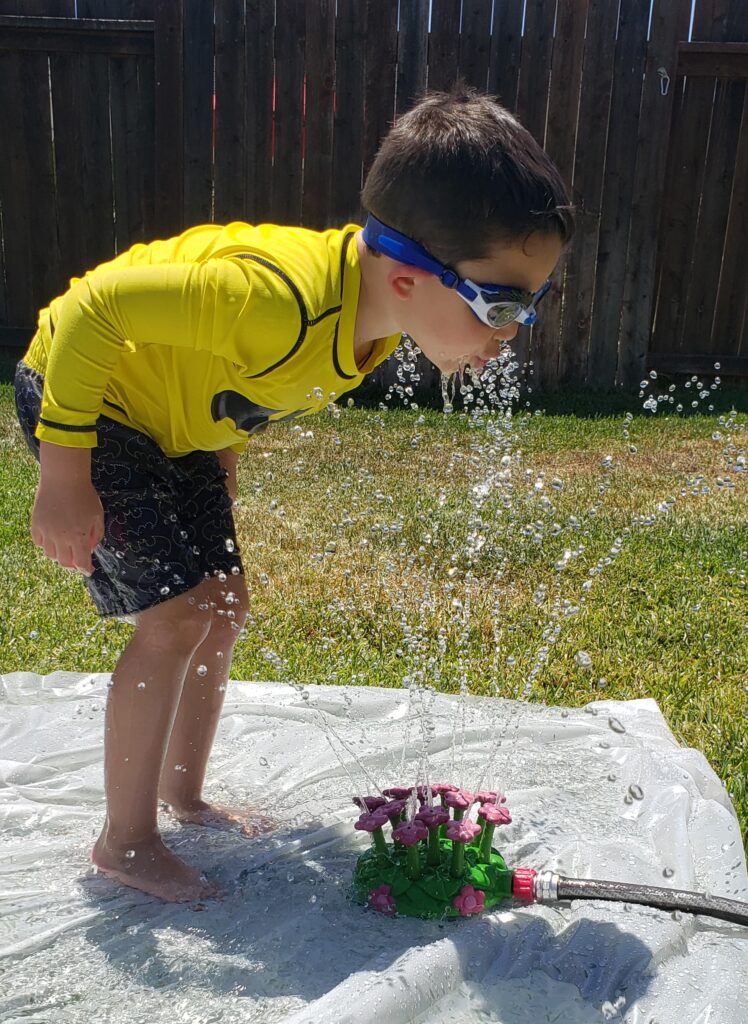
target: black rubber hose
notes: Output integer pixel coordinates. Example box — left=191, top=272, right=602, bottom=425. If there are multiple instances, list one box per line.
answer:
left=556, top=876, right=748, bottom=926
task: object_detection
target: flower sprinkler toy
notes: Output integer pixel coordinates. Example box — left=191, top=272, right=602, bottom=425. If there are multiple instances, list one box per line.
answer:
left=350, top=784, right=748, bottom=926
left=350, top=784, right=515, bottom=919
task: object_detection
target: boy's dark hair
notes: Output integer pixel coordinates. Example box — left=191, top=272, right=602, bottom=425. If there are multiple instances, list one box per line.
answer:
left=361, top=84, right=574, bottom=265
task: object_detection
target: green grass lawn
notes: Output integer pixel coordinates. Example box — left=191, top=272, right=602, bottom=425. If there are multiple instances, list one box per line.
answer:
left=1, top=373, right=746, bottom=843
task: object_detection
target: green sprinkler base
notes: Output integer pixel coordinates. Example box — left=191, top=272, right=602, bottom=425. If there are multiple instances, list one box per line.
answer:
left=351, top=838, right=513, bottom=919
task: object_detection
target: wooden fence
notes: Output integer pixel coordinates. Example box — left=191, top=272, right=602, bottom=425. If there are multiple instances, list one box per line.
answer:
left=0, top=0, right=747, bottom=391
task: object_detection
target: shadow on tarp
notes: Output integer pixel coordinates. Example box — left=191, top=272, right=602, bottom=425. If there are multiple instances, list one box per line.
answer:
left=76, top=818, right=654, bottom=1018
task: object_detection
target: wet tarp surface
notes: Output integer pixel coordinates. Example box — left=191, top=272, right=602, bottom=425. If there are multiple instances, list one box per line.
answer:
left=1, top=671, right=746, bottom=1023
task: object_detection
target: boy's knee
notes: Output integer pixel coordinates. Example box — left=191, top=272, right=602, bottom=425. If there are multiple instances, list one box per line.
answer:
left=206, top=578, right=249, bottom=640
left=135, top=598, right=213, bottom=652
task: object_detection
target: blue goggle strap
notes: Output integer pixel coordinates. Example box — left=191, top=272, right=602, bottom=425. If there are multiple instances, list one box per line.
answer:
left=362, top=215, right=463, bottom=289
left=362, top=214, right=550, bottom=324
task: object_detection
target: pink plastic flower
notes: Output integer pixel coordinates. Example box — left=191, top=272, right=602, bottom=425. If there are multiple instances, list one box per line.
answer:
left=415, top=806, right=450, bottom=830
left=430, top=783, right=458, bottom=797
left=444, top=789, right=474, bottom=811
left=477, top=804, right=512, bottom=826
left=453, top=885, right=486, bottom=917
left=446, top=819, right=482, bottom=844
left=393, top=820, right=429, bottom=847
left=369, top=884, right=397, bottom=916
left=474, top=790, right=506, bottom=805
left=354, top=810, right=390, bottom=833
left=352, top=795, right=388, bottom=814
left=383, top=786, right=414, bottom=800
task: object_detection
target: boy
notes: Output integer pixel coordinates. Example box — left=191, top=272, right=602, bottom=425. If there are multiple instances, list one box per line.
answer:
left=15, top=86, right=573, bottom=902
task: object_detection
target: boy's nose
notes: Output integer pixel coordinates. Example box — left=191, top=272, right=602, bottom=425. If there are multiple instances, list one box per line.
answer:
left=493, top=323, right=520, bottom=342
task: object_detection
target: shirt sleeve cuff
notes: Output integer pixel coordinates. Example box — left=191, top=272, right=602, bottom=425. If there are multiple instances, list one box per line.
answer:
left=35, top=420, right=98, bottom=448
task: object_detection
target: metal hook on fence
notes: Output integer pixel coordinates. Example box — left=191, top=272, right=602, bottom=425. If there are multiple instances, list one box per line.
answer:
left=657, top=67, right=670, bottom=97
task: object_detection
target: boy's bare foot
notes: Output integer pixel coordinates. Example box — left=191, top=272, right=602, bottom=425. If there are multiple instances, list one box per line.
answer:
left=161, top=799, right=278, bottom=838
left=91, top=833, right=224, bottom=903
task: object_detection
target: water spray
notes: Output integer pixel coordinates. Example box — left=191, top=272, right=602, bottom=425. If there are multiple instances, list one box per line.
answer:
left=350, top=784, right=748, bottom=927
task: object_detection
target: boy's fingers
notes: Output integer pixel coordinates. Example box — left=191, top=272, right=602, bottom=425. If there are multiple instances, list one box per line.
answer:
left=72, top=540, right=95, bottom=576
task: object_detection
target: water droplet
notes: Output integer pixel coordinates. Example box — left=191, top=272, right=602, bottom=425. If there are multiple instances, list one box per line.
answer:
left=225, top=538, right=235, bottom=552
left=575, top=650, right=592, bottom=670
left=259, top=757, right=269, bottom=767
left=196, top=664, right=208, bottom=677
left=607, top=773, right=617, bottom=782
left=160, top=585, right=170, bottom=596
left=125, top=849, right=135, bottom=859
left=628, top=784, right=644, bottom=801
left=608, top=717, right=626, bottom=734
left=137, top=681, right=146, bottom=690
left=662, top=867, right=674, bottom=878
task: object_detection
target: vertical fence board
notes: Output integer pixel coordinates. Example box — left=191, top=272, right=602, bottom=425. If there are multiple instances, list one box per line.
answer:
left=532, top=0, right=588, bottom=392
left=245, top=0, right=274, bottom=223
left=516, top=0, right=556, bottom=145
left=679, top=0, right=747, bottom=356
left=363, top=0, right=397, bottom=179
left=50, top=52, right=88, bottom=274
left=0, top=52, right=34, bottom=326
left=459, top=0, right=492, bottom=91
left=214, top=0, right=246, bottom=223
left=183, top=0, right=213, bottom=225
left=712, top=84, right=748, bottom=355
left=303, top=0, right=335, bottom=228
left=587, top=0, right=649, bottom=387
left=154, top=0, right=183, bottom=237
left=332, top=0, right=365, bottom=223
left=682, top=78, right=745, bottom=354
left=618, top=0, right=689, bottom=387
left=272, top=0, right=305, bottom=224
left=488, top=0, right=522, bottom=111
left=651, top=0, right=726, bottom=358
left=557, top=0, right=617, bottom=386
left=397, top=0, right=428, bottom=115
left=428, top=0, right=460, bottom=92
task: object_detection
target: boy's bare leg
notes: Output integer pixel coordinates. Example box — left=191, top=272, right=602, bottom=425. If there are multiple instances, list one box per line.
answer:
left=158, top=577, right=277, bottom=837
left=91, top=589, right=222, bottom=903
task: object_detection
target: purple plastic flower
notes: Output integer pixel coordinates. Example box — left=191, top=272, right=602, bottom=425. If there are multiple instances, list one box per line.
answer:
left=477, top=804, right=512, bottom=826
left=352, top=795, right=388, bottom=814
left=415, top=806, right=450, bottom=830
left=453, top=885, right=486, bottom=917
left=382, top=797, right=408, bottom=823
left=369, top=884, right=397, bottom=916
left=444, top=789, right=474, bottom=812
left=446, top=819, right=482, bottom=844
left=383, top=786, right=414, bottom=800
left=354, top=811, right=390, bottom=833
left=393, top=820, right=429, bottom=847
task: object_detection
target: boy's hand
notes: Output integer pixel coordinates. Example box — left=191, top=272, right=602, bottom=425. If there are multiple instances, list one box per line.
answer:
left=32, top=443, right=104, bottom=576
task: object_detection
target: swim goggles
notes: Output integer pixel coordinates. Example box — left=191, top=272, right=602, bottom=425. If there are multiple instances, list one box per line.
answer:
left=362, top=214, right=551, bottom=329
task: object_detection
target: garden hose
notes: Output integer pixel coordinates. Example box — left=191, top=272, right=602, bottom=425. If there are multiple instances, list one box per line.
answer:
left=512, top=868, right=748, bottom=927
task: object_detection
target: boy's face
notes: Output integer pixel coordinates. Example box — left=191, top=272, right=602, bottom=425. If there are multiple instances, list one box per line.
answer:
left=389, top=231, right=563, bottom=374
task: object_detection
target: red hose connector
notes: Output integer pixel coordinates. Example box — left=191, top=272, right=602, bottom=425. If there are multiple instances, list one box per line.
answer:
left=512, top=867, right=537, bottom=902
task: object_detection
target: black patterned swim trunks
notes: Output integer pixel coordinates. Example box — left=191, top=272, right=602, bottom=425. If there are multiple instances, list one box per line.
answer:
left=14, top=360, right=244, bottom=619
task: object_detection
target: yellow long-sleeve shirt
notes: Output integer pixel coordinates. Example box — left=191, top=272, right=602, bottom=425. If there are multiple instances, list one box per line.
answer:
left=24, top=221, right=401, bottom=456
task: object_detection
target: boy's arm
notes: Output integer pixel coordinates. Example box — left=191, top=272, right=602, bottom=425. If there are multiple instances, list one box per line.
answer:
left=37, top=259, right=259, bottom=448
left=32, top=442, right=103, bottom=575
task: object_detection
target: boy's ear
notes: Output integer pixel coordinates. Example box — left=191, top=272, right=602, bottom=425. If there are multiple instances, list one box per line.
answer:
left=387, top=264, right=431, bottom=300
